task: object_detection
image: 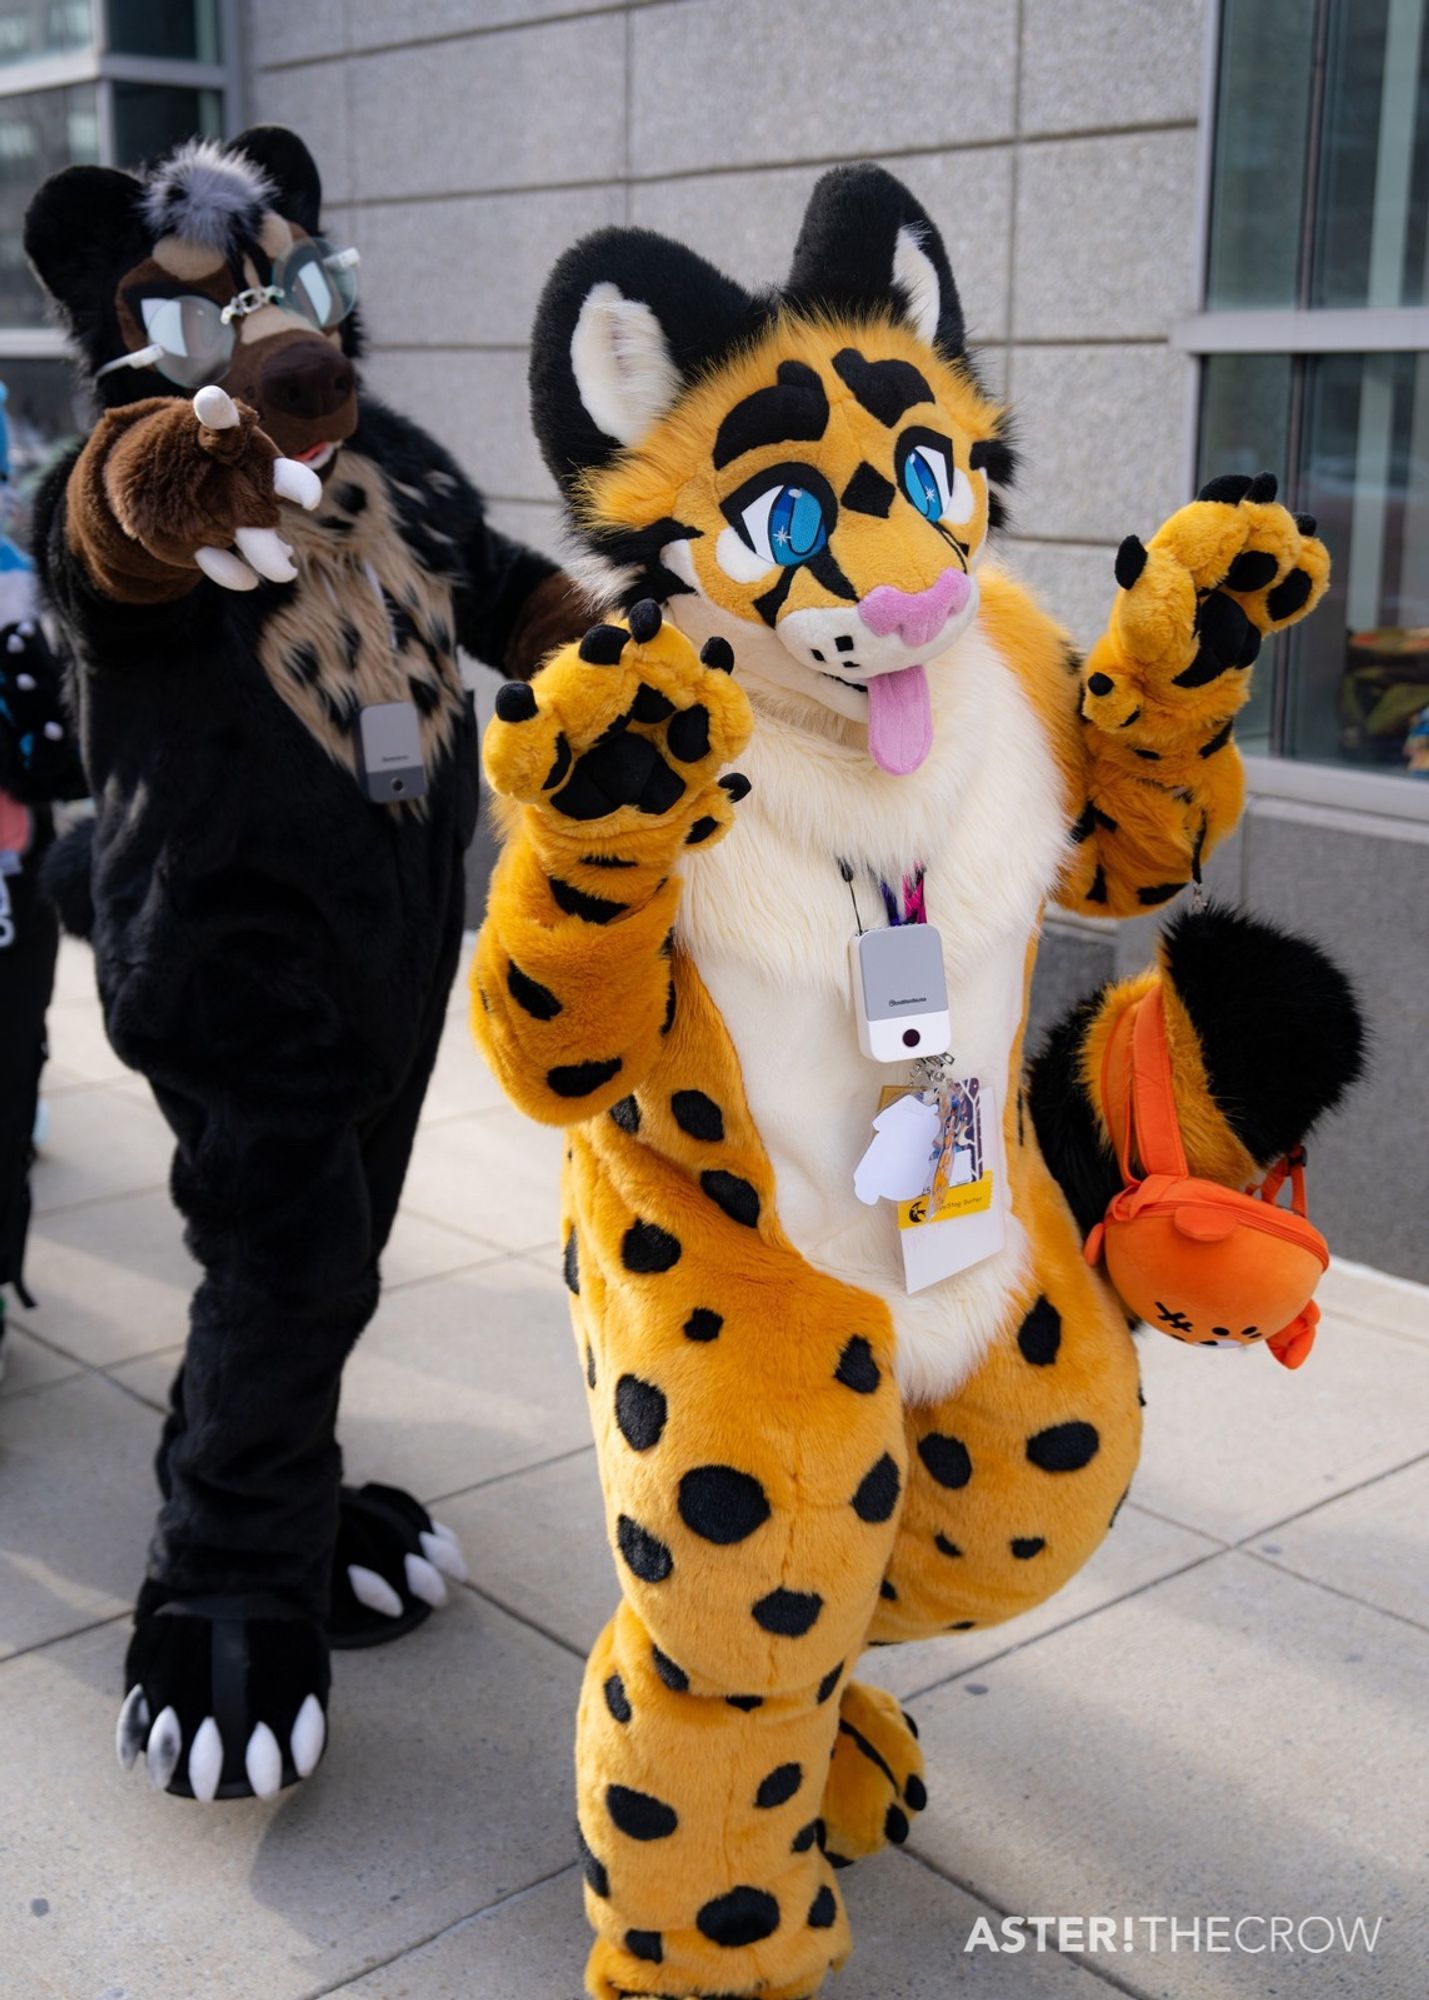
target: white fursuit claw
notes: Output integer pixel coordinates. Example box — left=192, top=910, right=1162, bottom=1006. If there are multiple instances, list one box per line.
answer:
left=347, top=1562, right=403, bottom=1619
left=192, top=384, right=239, bottom=430
left=420, top=1524, right=468, bottom=1583
left=188, top=1716, right=224, bottom=1803
left=116, top=1684, right=150, bottom=1772
left=290, top=1694, right=326, bottom=1779
left=273, top=458, right=323, bottom=511
left=234, top=525, right=296, bottom=583
left=194, top=546, right=259, bottom=591
left=245, top=1721, right=283, bottom=1800
left=145, top=1705, right=182, bottom=1791
left=403, top=1552, right=447, bottom=1609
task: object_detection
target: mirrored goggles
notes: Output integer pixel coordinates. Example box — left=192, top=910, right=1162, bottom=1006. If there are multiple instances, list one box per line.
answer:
left=96, top=238, right=360, bottom=389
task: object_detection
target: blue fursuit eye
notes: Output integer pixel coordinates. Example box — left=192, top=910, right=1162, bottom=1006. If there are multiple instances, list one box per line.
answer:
left=903, top=446, right=947, bottom=520
left=741, top=482, right=830, bottom=566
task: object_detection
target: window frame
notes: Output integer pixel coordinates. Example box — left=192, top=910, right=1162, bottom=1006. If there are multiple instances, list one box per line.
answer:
left=1178, top=0, right=1429, bottom=825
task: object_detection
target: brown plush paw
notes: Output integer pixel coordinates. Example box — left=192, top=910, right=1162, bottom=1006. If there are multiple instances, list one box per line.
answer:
left=103, top=385, right=323, bottom=588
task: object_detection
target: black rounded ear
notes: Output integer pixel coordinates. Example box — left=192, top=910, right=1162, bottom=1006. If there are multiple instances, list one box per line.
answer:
left=529, top=225, right=761, bottom=488
left=24, top=165, right=148, bottom=328
left=227, top=124, right=322, bottom=233
left=784, top=163, right=967, bottom=362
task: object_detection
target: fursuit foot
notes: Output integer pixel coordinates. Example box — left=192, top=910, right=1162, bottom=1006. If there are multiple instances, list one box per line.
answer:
left=118, top=1596, right=330, bottom=1801
left=327, top=1480, right=467, bottom=1649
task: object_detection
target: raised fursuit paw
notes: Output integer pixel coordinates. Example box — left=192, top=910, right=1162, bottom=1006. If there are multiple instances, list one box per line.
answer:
left=820, top=1681, right=927, bottom=1867
left=119, top=1598, right=330, bottom=1801
left=327, top=1481, right=468, bottom=1649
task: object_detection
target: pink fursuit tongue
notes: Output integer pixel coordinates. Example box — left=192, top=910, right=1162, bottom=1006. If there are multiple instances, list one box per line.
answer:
left=865, top=663, right=932, bottom=775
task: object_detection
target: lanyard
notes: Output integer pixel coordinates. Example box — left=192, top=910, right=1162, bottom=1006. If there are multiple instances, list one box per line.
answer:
left=839, top=857, right=927, bottom=934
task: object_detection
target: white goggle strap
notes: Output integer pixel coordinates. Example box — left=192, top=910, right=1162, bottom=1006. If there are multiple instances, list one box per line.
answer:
left=94, top=342, right=164, bottom=381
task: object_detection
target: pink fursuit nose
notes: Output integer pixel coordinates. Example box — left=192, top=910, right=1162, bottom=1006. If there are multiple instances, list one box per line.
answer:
left=853, top=567, right=972, bottom=777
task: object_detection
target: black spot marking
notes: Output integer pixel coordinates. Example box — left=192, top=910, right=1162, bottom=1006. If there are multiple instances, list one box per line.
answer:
left=579, top=851, right=638, bottom=868
left=697, top=1885, right=780, bottom=1948
left=842, top=461, right=895, bottom=517
left=1027, top=1421, right=1100, bottom=1472
left=616, top=1515, right=673, bottom=1582
left=832, top=348, right=933, bottom=426
left=651, top=1645, right=688, bottom=1692
left=334, top=480, right=367, bottom=515
left=666, top=703, right=710, bottom=762
left=543, top=733, right=573, bottom=790
left=1200, top=718, right=1235, bottom=758
left=603, top=1673, right=631, bottom=1724
left=631, top=680, right=675, bottom=724
left=494, top=680, right=538, bottom=723
left=609, top=1094, right=641, bottom=1133
left=1114, top=536, right=1147, bottom=589
left=756, top=1762, right=802, bottom=1809
left=287, top=641, right=321, bottom=686
left=753, top=565, right=796, bottom=627
left=1011, top=1536, right=1047, bottom=1560
left=615, top=1375, right=668, bottom=1452
left=1086, top=862, right=1108, bottom=904
left=918, top=1433, right=972, bottom=1489
left=808, top=1885, right=837, bottom=1929
left=726, top=1693, right=763, bottom=1712
left=606, top=1783, right=678, bottom=1841
left=880, top=1578, right=898, bottom=1600
left=621, top=1220, right=682, bottom=1273
left=834, top=1336, right=880, bottom=1393
left=563, top=1228, right=579, bottom=1295
left=1267, top=567, right=1312, bottom=620
left=905, top=1773, right=927, bottom=1810
left=1016, top=1296, right=1061, bottom=1365
left=685, top=814, right=719, bottom=844
left=549, top=876, right=628, bottom=924
left=851, top=1453, right=901, bottom=1524
left=507, top=958, right=562, bottom=1021
left=1133, top=746, right=1161, bottom=761
left=700, top=635, right=735, bottom=672
left=816, top=1662, right=843, bottom=1704
left=661, top=979, right=677, bottom=1035
left=576, top=1823, right=609, bottom=1897
left=1136, top=883, right=1185, bottom=907
left=625, top=1928, right=663, bottom=1964
left=671, top=1090, right=724, bottom=1142
left=628, top=598, right=662, bottom=643
left=791, top=1818, right=820, bottom=1852
left=1069, top=800, right=1097, bottom=843
left=1224, top=548, right=1278, bottom=592
left=700, top=1170, right=760, bottom=1227
left=1087, top=671, right=1114, bottom=696
left=753, top=1588, right=823, bottom=1637
left=934, top=1533, right=962, bottom=1558
left=578, top=624, right=627, bottom=665
left=885, top=1804, right=910, bottom=1845
left=714, top=360, right=829, bottom=470
left=679, top=1465, right=771, bottom=1544
left=683, top=1307, right=723, bottom=1342
left=970, top=434, right=1017, bottom=488
left=547, top=1056, right=622, bottom=1098
left=950, top=1619, right=976, bottom=1630
left=585, top=1342, right=596, bottom=1389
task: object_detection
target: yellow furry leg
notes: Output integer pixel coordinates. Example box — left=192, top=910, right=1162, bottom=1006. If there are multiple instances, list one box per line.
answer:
left=820, top=1682, right=926, bottom=1866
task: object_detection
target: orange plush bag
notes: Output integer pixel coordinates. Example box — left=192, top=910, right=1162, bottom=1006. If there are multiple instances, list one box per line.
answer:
left=1083, top=984, right=1328, bottom=1369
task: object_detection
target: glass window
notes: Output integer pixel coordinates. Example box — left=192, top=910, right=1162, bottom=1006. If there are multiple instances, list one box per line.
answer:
left=1205, top=0, right=1317, bottom=309
left=0, top=2, right=92, bottom=67
left=111, top=80, right=220, bottom=168
left=0, top=355, right=88, bottom=553
left=1199, top=351, right=1429, bottom=777
left=107, top=0, right=220, bottom=63
left=0, top=85, right=99, bottom=328
left=1313, top=0, right=1429, bottom=308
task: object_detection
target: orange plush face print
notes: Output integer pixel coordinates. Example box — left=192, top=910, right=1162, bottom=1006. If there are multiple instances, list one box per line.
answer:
left=529, top=167, right=1015, bottom=773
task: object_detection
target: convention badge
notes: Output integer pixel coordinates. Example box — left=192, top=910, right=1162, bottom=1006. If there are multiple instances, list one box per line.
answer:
left=848, top=922, right=951, bottom=1063
left=853, top=1091, right=941, bottom=1204
left=896, top=1074, right=1008, bottom=1293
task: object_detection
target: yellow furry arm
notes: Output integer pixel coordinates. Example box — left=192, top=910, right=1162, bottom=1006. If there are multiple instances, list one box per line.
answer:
left=1058, top=474, right=1330, bottom=917
left=470, top=602, right=753, bottom=1125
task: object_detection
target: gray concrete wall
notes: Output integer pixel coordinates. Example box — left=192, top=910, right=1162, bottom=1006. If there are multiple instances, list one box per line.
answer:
left=244, top=0, right=1428, bottom=1280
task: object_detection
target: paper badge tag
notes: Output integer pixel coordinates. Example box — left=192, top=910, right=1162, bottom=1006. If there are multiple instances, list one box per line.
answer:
left=895, top=1075, right=1007, bottom=1293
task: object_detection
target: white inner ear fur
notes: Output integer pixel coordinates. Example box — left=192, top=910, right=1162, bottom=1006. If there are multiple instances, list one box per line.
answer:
left=893, top=223, right=942, bottom=347
left=714, top=525, right=776, bottom=585
left=570, top=281, right=680, bottom=446
left=659, top=537, right=699, bottom=589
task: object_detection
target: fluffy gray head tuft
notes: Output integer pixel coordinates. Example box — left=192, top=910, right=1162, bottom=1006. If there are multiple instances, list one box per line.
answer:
left=141, top=137, right=276, bottom=254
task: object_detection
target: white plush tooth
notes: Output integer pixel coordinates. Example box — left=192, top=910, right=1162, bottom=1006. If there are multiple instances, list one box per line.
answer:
left=194, top=546, right=259, bottom=591
left=15, top=672, right=36, bottom=688
left=193, top=384, right=239, bottom=430
left=7, top=635, right=24, bottom=653
left=234, top=526, right=297, bottom=583
left=404, top=1552, right=448, bottom=1609
left=421, top=1527, right=468, bottom=1582
left=145, top=1705, right=182, bottom=1791
left=44, top=721, right=63, bottom=739
left=347, top=1562, right=403, bottom=1618
left=290, top=1694, right=326, bottom=1779
left=116, top=1684, right=149, bottom=1772
left=273, top=456, right=323, bottom=511
left=188, top=1717, right=223, bottom=1803
left=244, top=1721, right=283, bottom=1801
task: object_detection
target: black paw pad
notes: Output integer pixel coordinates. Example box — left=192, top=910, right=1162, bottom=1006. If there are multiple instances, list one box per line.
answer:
left=720, top=771, right=752, bottom=801
left=578, top=624, right=628, bottom=665
left=666, top=703, right=711, bottom=762
left=1197, top=473, right=1252, bottom=505
left=631, top=681, right=675, bottom=723
left=1113, top=535, right=1147, bottom=589
left=494, top=680, right=538, bottom=722
left=628, top=598, right=663, bottom=643
left=1266, top=568, right=1313, bottom=620
left=1237, top=624, right=1262, bottom=668
left=1223, top=548, right=1278, bottom=593
left=1087, top=671, right=1114, bottom=696
left=1246, top=470, right=1278, bottom=503
left=700, top=634, right=735, bottom=672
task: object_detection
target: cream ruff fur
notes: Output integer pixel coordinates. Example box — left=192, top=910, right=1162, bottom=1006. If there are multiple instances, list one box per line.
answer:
left=672, top=565, right=1067, bottom=1406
